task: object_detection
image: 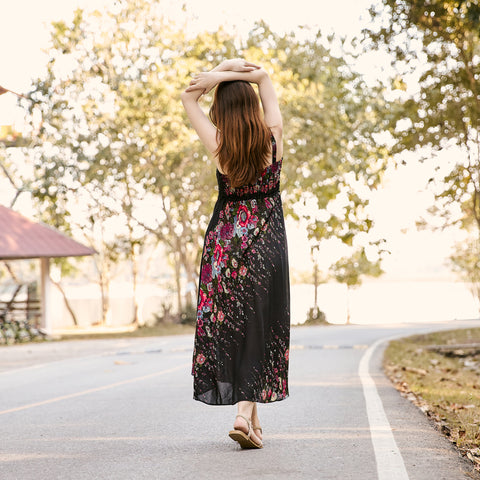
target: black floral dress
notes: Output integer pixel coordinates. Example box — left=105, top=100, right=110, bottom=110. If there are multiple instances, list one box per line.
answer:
left=192, top=137, right=290, bottom=405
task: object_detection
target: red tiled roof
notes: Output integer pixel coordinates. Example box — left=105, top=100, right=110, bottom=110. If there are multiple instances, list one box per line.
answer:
left=0, top=205, right=96, bottom=259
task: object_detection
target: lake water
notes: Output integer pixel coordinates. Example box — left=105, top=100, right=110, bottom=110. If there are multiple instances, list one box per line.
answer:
left=291, top=280, right=479, bottom=325
left=4, top=279, right=477, bottom=329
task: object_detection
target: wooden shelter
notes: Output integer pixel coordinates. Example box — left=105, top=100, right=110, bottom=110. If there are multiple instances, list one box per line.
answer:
left=0, top=205, right=95, bottom=334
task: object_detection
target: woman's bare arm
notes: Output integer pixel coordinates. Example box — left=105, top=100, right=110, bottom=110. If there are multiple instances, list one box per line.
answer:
left=181, top=61, right=283, bottom=158
left=180, top=87, right=218, bottom=155
left=191, top=69, right=280, bottom=123
left=180, top=61, right=260, bottom=155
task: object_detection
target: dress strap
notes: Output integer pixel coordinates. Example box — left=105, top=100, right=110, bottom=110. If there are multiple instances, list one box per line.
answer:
left=271, top=135, right=277, bottom=164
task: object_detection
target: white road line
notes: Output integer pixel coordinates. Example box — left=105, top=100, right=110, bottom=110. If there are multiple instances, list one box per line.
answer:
left=359, top=336, right=410, bottom=480
left=0, top=362, right=190, bottom=416
left=0, top=352, right=106, bottom=376
left=290, top=344, right=369, bottom=350
left=0, top=343, right=189, bottom=377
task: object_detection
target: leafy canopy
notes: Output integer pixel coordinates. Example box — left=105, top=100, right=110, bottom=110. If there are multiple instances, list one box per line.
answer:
left=17, top=1, right=390, bottom=298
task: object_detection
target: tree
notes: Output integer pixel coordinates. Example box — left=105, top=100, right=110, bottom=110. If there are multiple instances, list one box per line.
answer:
left=21, top=3, right=236, bottom=322
left=246, top=25, right=390, bottom=307
left=331, top=247, right=384, bottom=324
left=247, top=24, right=390, bottom=255
left=449, top=237, right=480, bottom=312
left=364, top=1, right=480, bottom=230
left=363, top=0, right=480, bottom=306
left=19, top=2, right=390, bottom=326
left=0, top=126, right=83, bottom=326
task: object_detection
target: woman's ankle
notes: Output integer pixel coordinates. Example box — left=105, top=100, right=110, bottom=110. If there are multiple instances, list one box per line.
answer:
left=237, top=400, right=254, bottom=419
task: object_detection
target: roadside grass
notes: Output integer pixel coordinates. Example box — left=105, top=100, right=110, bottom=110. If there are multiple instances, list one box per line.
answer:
left=55, top=323, right=195, bottom=341
left=384, top=327, right=480, bottom=471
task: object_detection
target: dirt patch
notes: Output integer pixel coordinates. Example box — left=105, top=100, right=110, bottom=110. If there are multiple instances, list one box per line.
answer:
left=384, top=327, right=480, bottom=473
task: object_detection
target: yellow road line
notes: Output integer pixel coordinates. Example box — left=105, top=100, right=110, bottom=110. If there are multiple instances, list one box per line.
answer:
left=0, top=362, right=190, bottom=416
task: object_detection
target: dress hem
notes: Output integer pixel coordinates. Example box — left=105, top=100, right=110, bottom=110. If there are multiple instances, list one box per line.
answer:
left=193, top=393, right=289, bottom=406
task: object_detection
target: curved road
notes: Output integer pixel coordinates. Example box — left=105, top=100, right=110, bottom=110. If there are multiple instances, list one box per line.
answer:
left=1, top=320, right=479, bottom=479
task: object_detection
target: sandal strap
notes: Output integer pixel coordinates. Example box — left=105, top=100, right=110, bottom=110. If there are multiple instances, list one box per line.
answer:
left=235, top=414, right=253, bottom=438
left=252, top=425, right=262, bottom=433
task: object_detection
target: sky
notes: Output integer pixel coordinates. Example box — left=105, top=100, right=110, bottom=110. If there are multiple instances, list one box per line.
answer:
left=0, top=0, right=379, bottom=122
left=0, top=0, right=464, bottom=282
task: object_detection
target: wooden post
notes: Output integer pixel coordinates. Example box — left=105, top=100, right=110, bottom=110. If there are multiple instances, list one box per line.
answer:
left=40, top=257, right=52, bottom=335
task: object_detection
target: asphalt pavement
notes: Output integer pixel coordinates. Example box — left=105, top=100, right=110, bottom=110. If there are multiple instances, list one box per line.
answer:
left=1, top=320, right=479, bottom=479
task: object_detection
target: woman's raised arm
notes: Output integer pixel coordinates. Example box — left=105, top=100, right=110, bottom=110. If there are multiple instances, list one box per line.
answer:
left=187, top=68, right=282, bottom=127
left=180, top=60, right=259, bottom=155
left=181, top=61, right=283, bottom=157
left=180, top=86, right=218, bottom=155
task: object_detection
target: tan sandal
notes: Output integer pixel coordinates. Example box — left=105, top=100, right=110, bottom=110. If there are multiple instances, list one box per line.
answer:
left=228, top=414, right=263, bottom=449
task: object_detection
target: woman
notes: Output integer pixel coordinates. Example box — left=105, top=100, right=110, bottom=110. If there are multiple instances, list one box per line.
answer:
left=181, top=59, right=290, bottom=449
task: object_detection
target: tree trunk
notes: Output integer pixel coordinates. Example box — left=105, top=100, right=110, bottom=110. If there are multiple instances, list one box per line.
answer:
left=346, top=285, right=351, bottom=325
left=124, top=179, right=140, bottom=326
left=52, top=279, right=79, bottom=326
left=184, top=257, right=197, bottom=310
left=97, top=264, right=110, bottom=325
left=173, top=250, right=182, bottom=318
left=130, top=243, right=139, bottom=325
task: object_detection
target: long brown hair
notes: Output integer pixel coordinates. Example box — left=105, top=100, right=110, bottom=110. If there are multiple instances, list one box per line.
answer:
left=209, top=80, right=271, bottom=188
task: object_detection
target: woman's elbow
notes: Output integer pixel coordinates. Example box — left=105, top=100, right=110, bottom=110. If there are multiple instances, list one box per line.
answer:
left=180, top=90, right=189, bottom=104
left=181, top=89, right=202, bottom=106
left=269, top=122, right=283, bottom=136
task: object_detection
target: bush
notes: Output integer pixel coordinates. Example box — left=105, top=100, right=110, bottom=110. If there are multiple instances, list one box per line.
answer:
left=179, top=303, right=197, bottom=325
left=304, top=307, right=328, bottom=325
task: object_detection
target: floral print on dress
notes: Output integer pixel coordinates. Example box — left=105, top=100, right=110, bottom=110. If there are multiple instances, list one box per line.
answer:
left=192, top=137, right=290, bottom=405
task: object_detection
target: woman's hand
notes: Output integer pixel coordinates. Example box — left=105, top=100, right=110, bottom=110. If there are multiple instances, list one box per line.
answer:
left=185, top=71, right=222, bottom=94
left=185, top=60, right=261, bottom=94
left=218, top=59, right=260, bottom=72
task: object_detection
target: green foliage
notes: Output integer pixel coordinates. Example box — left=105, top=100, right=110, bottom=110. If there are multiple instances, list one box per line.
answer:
left=252, top=24, right=390, bottom=248
left=364, top=0, right=480, bottom=233
left=179, top=303, right=197, bottom=326
left=449, top=236, right=480, bottom=307
left=331, top=247, right=383, bottom=288
left=304, top=307, right=328, bottom=325
left=14, top=1, right=391, bottom=307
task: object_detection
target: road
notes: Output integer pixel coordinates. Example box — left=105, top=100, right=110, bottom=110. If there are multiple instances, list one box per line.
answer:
left=1, top=320, right=479, bottom=480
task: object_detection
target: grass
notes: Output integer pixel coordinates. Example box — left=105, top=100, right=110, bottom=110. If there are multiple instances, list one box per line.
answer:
left=55, top=323, right=195, bottom=341
left=384, top=327, right=480, bottom=471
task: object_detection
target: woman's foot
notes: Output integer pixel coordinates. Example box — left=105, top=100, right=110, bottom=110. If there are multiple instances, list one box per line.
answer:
left=232, top=414, right=263, bottom=447
left=233, top=401, right=262, bottom=446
